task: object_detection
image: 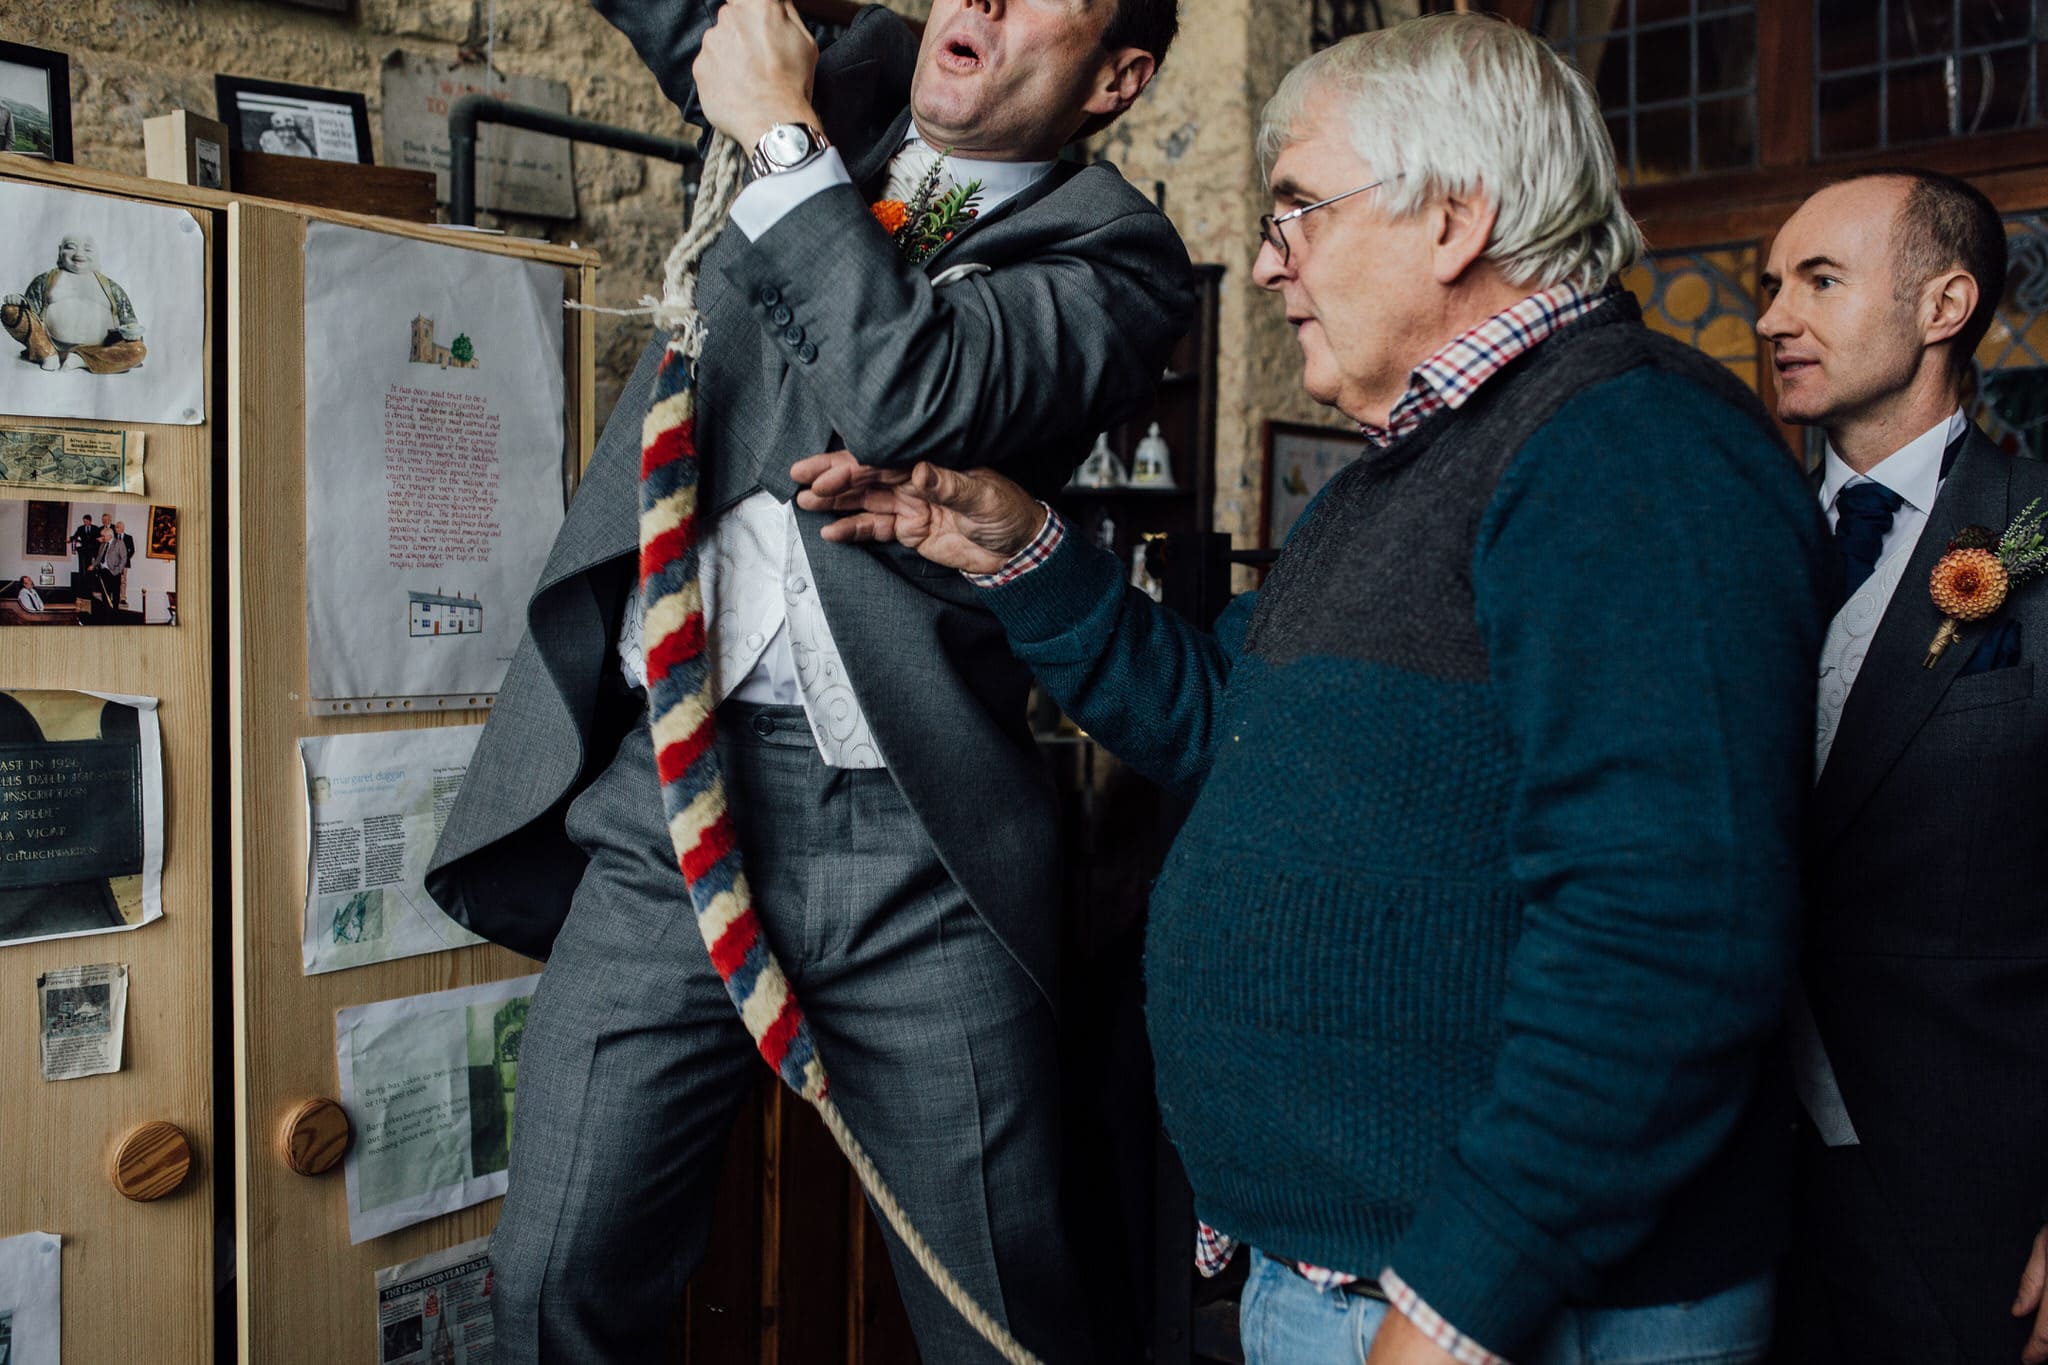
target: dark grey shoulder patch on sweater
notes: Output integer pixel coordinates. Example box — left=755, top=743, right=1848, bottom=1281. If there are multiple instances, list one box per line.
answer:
left=1243, top=292, right=1781, bottom=677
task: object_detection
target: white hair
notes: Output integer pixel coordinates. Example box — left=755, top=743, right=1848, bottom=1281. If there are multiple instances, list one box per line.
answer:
left=1258, top=13, right=1643, bottom=293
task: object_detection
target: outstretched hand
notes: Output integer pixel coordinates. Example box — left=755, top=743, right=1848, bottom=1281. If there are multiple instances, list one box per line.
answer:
left=2013, top=1224, right=2048, bottom=1363
left=791, top=451, right=1046, bottom=577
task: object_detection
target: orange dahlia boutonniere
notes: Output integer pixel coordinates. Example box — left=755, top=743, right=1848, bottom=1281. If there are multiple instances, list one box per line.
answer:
left=870, top=199, right=909, bottom=235
left=869, top=148, right=983, bottom=265
left=1923, top=500, right=2048, bottom=666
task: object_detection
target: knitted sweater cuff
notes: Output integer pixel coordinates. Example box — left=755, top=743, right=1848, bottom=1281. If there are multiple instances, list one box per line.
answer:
left=1388, top=1170, right=1581, bottom=1358
left=976, top=530, right=1126, bottom=651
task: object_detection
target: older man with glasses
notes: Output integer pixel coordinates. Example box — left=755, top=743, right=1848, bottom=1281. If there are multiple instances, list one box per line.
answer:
left=798, top=13, right=1828, bottom=1364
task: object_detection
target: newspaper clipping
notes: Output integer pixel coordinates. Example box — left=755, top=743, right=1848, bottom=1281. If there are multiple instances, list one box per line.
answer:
left=375, top=1235, right=495, bottom=1364
left=0, top=425, right=144, bottom=497
left=337, top=974, right=538, bottom=1243
left=36, top=962, right=126, bottom=1081
left=299, top=725, right=486, bottom=975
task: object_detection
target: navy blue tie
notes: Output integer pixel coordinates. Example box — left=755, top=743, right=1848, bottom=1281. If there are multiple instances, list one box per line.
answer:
left=1833, top=480, right=1905, bottom=610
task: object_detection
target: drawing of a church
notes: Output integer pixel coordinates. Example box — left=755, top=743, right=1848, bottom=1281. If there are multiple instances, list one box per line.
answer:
left=409, top=316, right=480, bottom=369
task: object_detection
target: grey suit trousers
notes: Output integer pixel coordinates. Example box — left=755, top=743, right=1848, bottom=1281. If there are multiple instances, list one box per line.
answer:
left=488, top=702, right=1092, bottom=1363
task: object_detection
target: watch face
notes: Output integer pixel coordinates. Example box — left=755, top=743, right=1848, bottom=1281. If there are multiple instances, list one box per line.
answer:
left=765, top=124, right=813, bottom=167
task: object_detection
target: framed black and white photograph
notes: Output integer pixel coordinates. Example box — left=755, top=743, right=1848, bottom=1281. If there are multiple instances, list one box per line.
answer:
left=1261, top=420, right=1371, bottom=549
left=0, top=41, right=73, bottom=163
left=215, top=74, right=372, bottom=164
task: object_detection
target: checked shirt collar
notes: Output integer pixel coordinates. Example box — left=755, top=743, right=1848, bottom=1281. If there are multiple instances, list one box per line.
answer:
left=1361, top=280, right=1607, bottom=448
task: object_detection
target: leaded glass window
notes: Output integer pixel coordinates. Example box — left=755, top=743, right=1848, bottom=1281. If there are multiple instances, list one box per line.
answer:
left=1815, top=0, right=2045, bottom=157
left=1532, top=0, right=1761, bottom=184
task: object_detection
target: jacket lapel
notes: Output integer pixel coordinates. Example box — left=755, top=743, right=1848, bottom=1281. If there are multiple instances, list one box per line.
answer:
left=920, top=159, right=1079, bottom=270
left=846, top=104, right=915, bottom=196
left=1812, top=429, right=2014, bottom=849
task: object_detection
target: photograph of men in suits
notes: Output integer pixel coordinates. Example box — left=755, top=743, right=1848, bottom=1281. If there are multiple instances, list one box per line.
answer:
left=68, top=512, right=96, bottom=578
left=1758, top=170, right=2048, bottom=1365
left=425, top=0, right=1193, bottom=1360
left=93, top=517, right=129, bottom=606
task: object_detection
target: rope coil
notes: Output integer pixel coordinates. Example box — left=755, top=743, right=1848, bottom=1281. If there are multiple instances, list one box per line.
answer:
left=636, top=130, right=1043, bottom=1365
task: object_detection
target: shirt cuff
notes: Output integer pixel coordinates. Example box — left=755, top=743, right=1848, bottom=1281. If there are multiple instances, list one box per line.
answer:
left=965, top=505, right=1063, bottom=588
left=1379, top=1269, right=1510, bottom=1365
left=726, top=148, right=855, bottom=241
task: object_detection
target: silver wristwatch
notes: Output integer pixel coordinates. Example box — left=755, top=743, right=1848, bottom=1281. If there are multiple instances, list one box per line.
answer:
left=748, top=122, right=831, bottom=179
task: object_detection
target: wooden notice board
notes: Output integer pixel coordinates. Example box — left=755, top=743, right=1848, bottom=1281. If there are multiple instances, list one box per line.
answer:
left=226, top=199, right=594, bottom=1360
left=0, top=158, right=224, bottom=1365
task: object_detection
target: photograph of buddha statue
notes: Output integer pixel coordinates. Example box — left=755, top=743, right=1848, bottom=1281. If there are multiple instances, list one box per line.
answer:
left=2, top=234, right=146, bottom=375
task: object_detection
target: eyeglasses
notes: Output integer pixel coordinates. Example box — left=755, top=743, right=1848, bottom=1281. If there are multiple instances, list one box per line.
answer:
left=1257, top=178, right=1389, bottom=266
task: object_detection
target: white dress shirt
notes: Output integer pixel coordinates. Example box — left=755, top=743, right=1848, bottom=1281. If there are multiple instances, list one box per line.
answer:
left=1795, top=407, right=1968, bottom=1147
left=618, top=131, right=1055, bottom=769
left=1812, top=407, right=1968, bottom=772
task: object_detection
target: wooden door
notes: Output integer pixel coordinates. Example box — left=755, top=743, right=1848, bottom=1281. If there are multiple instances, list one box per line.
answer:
left=225, top=199, right=596, bottom=1361
left=0, top=158, right=226, bottom=1364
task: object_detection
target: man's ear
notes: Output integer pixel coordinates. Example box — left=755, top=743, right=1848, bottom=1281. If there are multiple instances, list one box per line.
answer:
left=1082, top=48, right=1157, bottom=118
left=1430, top=183, right=1499, bottom=286
left=1922, top=268, right=1979, bottom=350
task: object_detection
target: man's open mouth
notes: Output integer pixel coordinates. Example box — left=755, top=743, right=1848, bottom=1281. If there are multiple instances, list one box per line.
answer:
left=939, top=35, right=986, bottom=71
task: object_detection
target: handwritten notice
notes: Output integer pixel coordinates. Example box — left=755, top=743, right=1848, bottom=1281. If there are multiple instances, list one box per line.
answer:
left=382, top=388, right=501, bottom=568
left=336, top=974, right=538, bottom=1242
left=302, top=222, right=565, bottom=704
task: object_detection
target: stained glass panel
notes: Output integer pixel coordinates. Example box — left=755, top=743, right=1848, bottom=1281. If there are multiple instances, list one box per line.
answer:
left=1620, top=243, right=1762, bottom=392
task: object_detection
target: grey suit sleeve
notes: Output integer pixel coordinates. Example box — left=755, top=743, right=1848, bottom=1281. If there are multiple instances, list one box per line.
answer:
left=591, top=0, right=720, bottom=124
left=721, top=180, right=1196, bottom=482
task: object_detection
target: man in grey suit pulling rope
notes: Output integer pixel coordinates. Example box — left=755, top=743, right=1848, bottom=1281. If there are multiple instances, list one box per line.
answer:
left=425, top=0, right=1194, bottom=1360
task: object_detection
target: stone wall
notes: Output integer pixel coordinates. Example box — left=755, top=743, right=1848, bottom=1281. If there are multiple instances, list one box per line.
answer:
left=1089, top=0, right=1419, bottom=551
left=2, top=0, right=1418, bottom=545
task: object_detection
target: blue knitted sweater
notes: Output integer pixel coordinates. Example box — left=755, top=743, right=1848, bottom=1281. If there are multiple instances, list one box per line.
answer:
left=982, top=296, right=1826, bottom=1355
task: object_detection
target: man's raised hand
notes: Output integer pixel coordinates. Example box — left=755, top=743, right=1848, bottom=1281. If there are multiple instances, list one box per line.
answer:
left=692, top=0, right=820, bottom=149
left=793, top=453, right=1047, bottom=576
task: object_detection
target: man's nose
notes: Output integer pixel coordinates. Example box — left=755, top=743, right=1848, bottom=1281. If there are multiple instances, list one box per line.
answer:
left=1755, top=292, right=1792, bottom=341
left=1251, top=238, right=1290, bottom=291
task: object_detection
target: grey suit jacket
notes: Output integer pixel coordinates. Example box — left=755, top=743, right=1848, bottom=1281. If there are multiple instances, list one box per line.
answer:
left=426, top=1, right=1196, bottom=999
left=1804, top=427, right=2048, bottom=1361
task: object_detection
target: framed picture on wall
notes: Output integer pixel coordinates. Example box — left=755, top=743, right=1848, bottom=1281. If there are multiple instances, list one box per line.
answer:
left=0, top=41, right=74, bottom=163
left=22, top=499, right=68, bottom=556
left=145, top=505, right=178, bottom=560
left=215, top=74, right=372, bottom=164
left=1261, top=421, right=1370, bottom=548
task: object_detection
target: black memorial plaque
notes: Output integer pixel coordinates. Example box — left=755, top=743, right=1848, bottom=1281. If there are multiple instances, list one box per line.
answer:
left=0, top=739, right=144, bottom=890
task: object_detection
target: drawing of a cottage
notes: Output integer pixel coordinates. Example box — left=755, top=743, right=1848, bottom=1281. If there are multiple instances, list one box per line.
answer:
left=409, top=588, right=483, bottom=636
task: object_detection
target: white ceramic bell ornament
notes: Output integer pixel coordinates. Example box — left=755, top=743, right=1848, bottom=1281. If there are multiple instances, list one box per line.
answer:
left=1072, top=431, right=1129, bottom=488
left=1130, top=421, right=1176, bottom=489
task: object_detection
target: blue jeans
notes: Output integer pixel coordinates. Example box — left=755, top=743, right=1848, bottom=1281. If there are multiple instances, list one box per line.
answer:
left=1239, top=1249, right=1773, bottom=1365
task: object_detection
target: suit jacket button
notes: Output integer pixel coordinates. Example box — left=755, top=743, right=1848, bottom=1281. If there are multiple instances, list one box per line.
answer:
left=796, top=341, right=818, bottom=364
left=758, top=286, right=781, bottom=307
left=751, top=712, right=775, bottom=737
left=782, top=324, right=805, bottom=346
left=771, top=304, right=793, bottom=326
